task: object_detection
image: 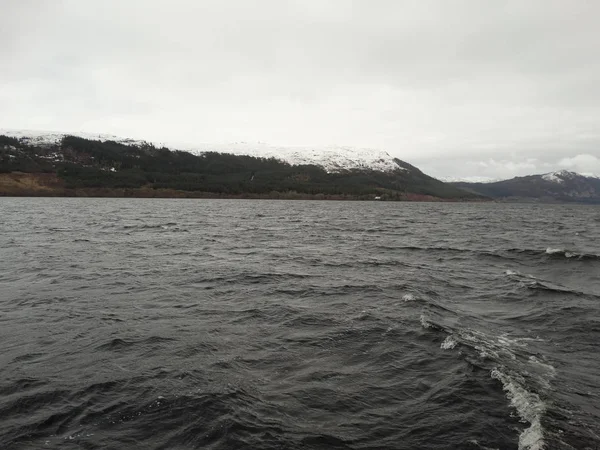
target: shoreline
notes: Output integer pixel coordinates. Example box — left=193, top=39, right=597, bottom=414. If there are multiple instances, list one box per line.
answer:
left=0, top=172, right=481, bottom=202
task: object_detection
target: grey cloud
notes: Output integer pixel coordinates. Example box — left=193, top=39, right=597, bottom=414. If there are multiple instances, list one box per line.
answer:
left=1, top=0, right=599, bottom=178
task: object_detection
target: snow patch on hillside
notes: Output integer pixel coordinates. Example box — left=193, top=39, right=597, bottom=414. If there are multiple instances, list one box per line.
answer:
left=439, top=176, right=499, bottom=183
left=1, top=129, right=151, bottom=148
left=183, top=142, right=404, bottom=173
left=541, top=170, right=577, bottom=183
left=0, top=129, right=404, bottom=173
left=542, top=172, right=564, bottom=183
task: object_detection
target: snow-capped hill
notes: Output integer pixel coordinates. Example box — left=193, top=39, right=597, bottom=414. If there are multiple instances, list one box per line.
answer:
left=541, top=170, right=579, bottom=183
left=0, top=129, right=152, bottom=149
left=439, top=176, right=500, bottom=183
left=182, top=142, right=404, bottom=173
left=451, top=170, right=600, bottom=203
left=0, top=129, right=404, bottom=173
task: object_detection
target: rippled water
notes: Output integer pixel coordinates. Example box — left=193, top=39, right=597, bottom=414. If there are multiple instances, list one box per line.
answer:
left=1, top=198, right=599, bottom=450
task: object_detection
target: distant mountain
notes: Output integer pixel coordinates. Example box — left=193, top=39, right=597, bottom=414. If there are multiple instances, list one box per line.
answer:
left=0, top=130, right=479, bottom=201
left=452, top=170, right=600, bottom=203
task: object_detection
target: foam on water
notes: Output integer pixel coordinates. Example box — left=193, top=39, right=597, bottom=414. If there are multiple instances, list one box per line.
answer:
left=491, top=368, right=546, bottom=450
left=424, top=318, right=554, bottom=450
left=504, top=269, right=537, bottom=281
left=544, top=247, right=600, bottom=262
left=440, top=335, right=457, bottom=350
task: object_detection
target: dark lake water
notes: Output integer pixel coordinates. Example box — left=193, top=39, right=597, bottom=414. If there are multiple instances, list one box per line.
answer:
left=1, top=198, right=599, bottom=450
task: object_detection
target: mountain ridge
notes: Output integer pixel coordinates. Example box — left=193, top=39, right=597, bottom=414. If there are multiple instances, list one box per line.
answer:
left=0, top=129, right=405, bottom=174
left=452, top=170, right=600, bottom=204
left=0, top=130, right=479, bottom=201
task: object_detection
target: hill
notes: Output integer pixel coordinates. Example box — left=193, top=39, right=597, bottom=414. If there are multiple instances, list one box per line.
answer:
left=452, top=170, right=600, bottom=204
left=0, top=132, right=479, bottom=200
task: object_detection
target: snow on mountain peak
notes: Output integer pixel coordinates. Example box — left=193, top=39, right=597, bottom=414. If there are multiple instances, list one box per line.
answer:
left=541, top=170, right=578, bottom=183
left=0, top=129, right=405, bottom=173
left=180, top=142, right=404, bottom=173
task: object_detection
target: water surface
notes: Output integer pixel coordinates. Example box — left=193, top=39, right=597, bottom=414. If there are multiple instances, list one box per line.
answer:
left=1, top=199, right=599, bottom=449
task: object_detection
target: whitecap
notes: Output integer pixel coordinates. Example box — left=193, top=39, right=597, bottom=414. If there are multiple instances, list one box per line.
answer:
left=479, top=350, right=493, bottom=359
left=440, top=335, right=457, bottom=350
left=491, top=368, right=546, bottom=450
left=505, top=269, right=537, bottom=281
left=402, top=293, right=416, bottom=301
left=544, top=247, right=588, bottom=259
left=497, top=335, right=527, bottom=349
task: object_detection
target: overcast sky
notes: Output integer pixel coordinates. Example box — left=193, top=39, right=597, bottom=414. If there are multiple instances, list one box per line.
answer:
left=2, top=0, right=599, bottom=180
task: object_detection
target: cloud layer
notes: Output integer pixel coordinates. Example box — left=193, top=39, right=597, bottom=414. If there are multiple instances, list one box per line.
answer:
left=2, top=0, right=599, bottom=179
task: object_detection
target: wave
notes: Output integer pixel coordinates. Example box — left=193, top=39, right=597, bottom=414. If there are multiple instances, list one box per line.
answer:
left=440, top=335, right=458, bottom=349
left=95, top=336, right=177, bottom=352
left=506, top=247, right=600, bottom=262
left=241, top=272, right=312, bottom=282
left=0, top=377, right=47, bottom=396
left=374, top=244, right=600, bottom=265
left=544, top=247, right=600, bottom=261
left=275, top=283, right=386, bottom=299
left=419, top=315, right=449, bottom=333
left=121, top=222, right=188, bottom=232
left=377, top=244, right=472, bottom=253
left=491, top=368, right=546, bottom=450
left=526, top=281, right=579, bottom=294
left=421, top=315, right=553, bottom=450
left=504, top=269, right=597, bottom=297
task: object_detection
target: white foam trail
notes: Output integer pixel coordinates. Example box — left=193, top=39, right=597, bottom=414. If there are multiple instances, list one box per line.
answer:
left=440, top=335, right=457, bottom=350
left=491, top=368, right=546, bottom=450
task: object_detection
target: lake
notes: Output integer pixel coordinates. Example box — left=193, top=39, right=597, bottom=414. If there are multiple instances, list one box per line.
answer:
left=1, top=198, right=599, bottom=449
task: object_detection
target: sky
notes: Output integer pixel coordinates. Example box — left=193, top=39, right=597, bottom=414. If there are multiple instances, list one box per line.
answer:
left=2, top=0, right=599, bottom=180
